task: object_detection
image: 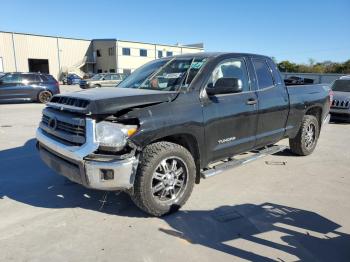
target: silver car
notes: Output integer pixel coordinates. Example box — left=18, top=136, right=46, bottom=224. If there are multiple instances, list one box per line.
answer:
left=330, top=78, right=350, bottom=122
left=79, top=73, right=126, bottom=89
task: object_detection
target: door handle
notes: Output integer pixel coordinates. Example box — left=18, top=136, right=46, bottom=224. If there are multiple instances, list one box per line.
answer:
left=246, top=98, right=257, bottom=105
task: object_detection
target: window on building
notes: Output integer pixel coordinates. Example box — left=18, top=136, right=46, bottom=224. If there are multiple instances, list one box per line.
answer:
left=252, top=59, right=274, bottom=89
left=108, top=47, right=115, bottom=56
left=122, top=48, right=131, bottom=56
left=109, top=69, right=115, bottom=73
left=96, top=49, right=101, bottom=57
left=97, top=69, right=102, bottom=73
left=157, top=51, right=163, bottom=58
left=123, top=69, right=132, bottom=75
left=140, top=49, right=147, bottom=57
left=166, top=51, right=173, bottom=57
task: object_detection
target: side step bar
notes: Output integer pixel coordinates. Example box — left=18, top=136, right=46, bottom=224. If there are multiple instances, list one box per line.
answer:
left=201, top=145, right=287, bottom=179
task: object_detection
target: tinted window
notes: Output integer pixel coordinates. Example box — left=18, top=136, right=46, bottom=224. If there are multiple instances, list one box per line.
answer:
left=209, top=58, right=250, bottom=92
left=332, top=80, right=350, bottom=92
left=111, top=74, right=121, bottom=80
left=253, top=59, right=274, bottom=89
left=22, top=74, right=39, bottom=83
left=122, top=48, right=131, bottom=56
left=96, top=50, right=101, bottom=57
left=267, top=59, right=283, bottom=85
left=140, top=49, right=147, bottom=57
left=1, top=74, right=21, bottom=83
left=40, top=74, right=56, bottom=83
left=166, top=51, right=173, bottom=57
left=103, top=75, right=112, bottom=80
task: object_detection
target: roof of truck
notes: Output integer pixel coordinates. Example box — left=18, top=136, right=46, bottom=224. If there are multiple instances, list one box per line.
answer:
left=170, top=52, right=270, bottom=59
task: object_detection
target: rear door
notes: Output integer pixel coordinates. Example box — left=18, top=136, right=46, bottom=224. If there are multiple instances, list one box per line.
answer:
left=251, top=58, right=289, bottom=147
left=0, top=73, right=23, bottom=101
left=101, top=74, right=113, bottom=86
left=203, top=57, right=259, bottom=163
left=110, top=74, right=122, bottom=86
left=20, top=74, right=42, bottom=99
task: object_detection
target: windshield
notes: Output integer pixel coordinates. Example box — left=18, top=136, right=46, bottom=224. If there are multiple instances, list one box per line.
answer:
left=91, top=74, right=104, bottom=80
left=332, top=80, right=350, bottom=92
left=118, top=57, right=207, bottom=91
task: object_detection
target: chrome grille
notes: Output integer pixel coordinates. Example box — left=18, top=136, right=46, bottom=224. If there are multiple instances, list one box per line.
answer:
left=331, top=99, right=350, bottom=109
left=40, top=108, right=86, bottom=145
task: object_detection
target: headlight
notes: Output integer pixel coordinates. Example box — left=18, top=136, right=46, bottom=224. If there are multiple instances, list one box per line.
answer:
left=96, top=121, right=137, bottom=152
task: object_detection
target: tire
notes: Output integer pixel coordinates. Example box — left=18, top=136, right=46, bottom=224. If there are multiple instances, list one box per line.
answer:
left=131, top=142, right=196, bottom=216
left=289, top=115, right=319, bottom=156
left=37, top=90, right=53, bottom=104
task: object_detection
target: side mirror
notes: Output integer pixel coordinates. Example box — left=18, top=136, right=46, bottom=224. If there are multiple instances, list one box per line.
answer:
left=206, top=77, right=242, bottom=96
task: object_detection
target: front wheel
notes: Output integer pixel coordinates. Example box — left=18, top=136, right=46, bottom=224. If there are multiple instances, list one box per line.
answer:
left=131, top=142, right=196, bottom=216
left=37, top=90, right=52, bottom=104
left=289, top=115, right=320, bottom=156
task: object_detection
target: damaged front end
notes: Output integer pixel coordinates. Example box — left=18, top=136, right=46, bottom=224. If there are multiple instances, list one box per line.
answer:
left=36, top=114, right=140, bottom=191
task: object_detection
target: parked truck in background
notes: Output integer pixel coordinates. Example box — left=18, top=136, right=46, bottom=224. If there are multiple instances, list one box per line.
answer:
left=36, top=52, right=331, bottom=216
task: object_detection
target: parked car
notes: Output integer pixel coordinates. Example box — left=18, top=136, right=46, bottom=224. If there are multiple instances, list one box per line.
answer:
left=284, top=76, right=314, bottom=85
left=0, top=72, right=60, bottom=103
left=62, top=73, right=82, bottom=85
left=330, top=78, right=350, bottom=122
left=79, top=73, right=126, bottom=89
left=36, top=52, right=331, bottom=216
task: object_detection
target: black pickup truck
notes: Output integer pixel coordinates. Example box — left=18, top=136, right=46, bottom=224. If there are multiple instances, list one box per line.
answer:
left=36, top=53, right=331, bottom=216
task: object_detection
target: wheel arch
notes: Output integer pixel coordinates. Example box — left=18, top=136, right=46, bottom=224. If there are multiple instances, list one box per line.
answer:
left=150, top=133, right=202, bottom=184
left=305, top=106, right=322, bottom=129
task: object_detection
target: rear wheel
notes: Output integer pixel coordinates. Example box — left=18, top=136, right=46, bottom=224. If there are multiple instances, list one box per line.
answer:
left=92, top=84, right=101, bottom=88
left=131, top=142, right=196, bottom=216
left=37, top=90, right=52, bottom=104
left=289, top=115, right=319, bottom=156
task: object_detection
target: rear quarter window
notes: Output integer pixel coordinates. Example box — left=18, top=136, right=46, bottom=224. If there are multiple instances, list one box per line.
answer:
left=252, top=59, right=275, bottom=89
left=40, top=74, right=57, bottom=82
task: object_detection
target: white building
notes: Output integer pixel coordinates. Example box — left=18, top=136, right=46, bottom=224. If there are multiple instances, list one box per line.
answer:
left=0, top=31, right=204, bottom=80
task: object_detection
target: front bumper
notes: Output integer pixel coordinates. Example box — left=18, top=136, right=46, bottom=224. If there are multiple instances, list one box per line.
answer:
left=36, top=119, right=138, bottom=191
left=330, top=108, right=350, bottom=121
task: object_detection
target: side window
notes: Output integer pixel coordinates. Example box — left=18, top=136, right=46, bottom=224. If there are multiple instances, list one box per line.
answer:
left=22, top=74, right=39, bottom=84
left=111, top=74, right=120, bottom=80
left=253, top=59, right=274, bottom=89
left=1, top=74, right=21, bottom=83
left=209, top=58, right=250, bottom=92
left=103, top=74, right=112, bottom=80
left=267, top=59, right=283, bottom=85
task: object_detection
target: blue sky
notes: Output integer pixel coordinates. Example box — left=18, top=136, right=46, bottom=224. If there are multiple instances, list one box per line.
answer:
left=1, top=0, right=349, bottom=63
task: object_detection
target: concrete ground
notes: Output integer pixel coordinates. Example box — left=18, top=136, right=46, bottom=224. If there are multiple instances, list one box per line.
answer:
left=0, top=85, right=350, bottom=262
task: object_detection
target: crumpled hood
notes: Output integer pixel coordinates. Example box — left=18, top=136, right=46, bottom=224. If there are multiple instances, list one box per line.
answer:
left=48, top=87, right=178, bottom=115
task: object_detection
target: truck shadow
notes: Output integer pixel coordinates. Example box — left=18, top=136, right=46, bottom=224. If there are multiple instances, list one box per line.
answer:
left=160, top=203, right=350, bottom=261
left=0, top=138, right=141, bottom=216
left=1, top=139, right=349, bottom=261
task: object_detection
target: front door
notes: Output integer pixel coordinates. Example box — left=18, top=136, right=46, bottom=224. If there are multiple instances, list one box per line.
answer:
left=203, top=57, right=259, bottom=164
left=0, top=74, right=23, bottom=101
